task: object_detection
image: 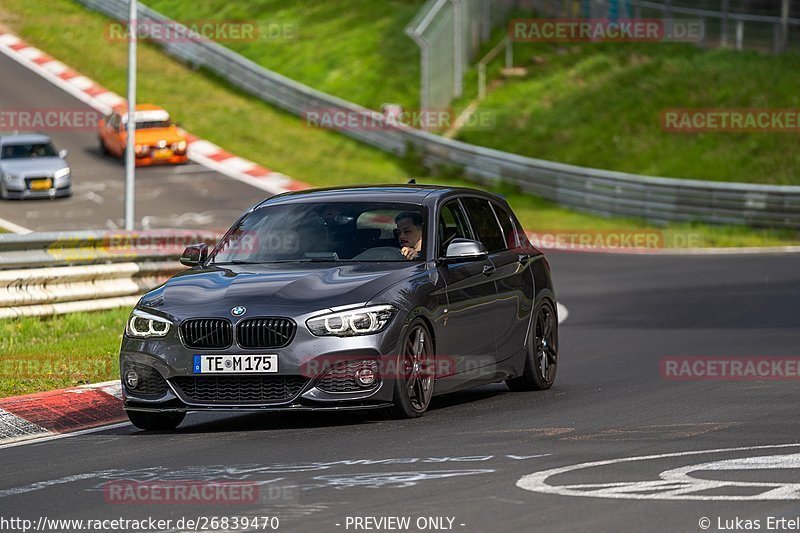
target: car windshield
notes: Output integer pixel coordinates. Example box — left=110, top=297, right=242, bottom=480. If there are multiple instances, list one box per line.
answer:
left=210, top=201, right=428, bottom=264
left=135, top=120, right=172, bottom=129
left=1, top=142, right=58, bottom=159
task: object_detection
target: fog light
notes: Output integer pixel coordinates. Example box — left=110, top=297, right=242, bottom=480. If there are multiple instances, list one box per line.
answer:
left=124, top=369, right=140, bottom=390
left=354, top=366, right=376, bottom=387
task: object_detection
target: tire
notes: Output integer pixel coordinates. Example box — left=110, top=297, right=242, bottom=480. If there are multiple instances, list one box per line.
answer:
left=98, top=137, right=108, bottom=156
left=506, top=299, right=558, bottom=391
left=388, top=319, right=435, bottom=419
left=126, top=410, right=185, bottom=431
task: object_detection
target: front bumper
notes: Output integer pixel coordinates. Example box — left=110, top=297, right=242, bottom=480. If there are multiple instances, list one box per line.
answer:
left=6, top=184, right=72, bottom=200
left=120, top=312, right=406, bottom=413
left=135, top=153, right=188, bottom=166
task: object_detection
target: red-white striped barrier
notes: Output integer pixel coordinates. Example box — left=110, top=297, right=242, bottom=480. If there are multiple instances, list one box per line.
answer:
left=0, top=381, right=124, bottom=445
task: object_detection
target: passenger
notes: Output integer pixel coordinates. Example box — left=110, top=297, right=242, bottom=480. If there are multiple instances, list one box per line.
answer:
left=395, top=212, right=423, bottom=260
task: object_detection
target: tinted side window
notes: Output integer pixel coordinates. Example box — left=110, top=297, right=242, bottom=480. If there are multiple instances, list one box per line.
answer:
left=462, top=198, right=506, bottom=252
left=491, top=203, right=519, bottom=250
left=438, top=201, right=472, bottom=257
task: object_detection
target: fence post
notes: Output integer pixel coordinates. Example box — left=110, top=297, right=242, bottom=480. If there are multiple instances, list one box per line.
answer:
left=735, top=19, right=744, bottom=50
left=720, top=0, right=729, bottom=47
left=452, top=0, right=464, bottom=98
left=779, top=0, right=790, bottom=52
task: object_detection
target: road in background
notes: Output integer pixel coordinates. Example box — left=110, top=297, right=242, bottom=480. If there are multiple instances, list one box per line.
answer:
left=1, top=251, right=798, bottom=531
left=0, top=52, right=263, bottom=232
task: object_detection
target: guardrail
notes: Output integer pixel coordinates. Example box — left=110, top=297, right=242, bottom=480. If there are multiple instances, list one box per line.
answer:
left=74, top=0, right=800, bottom=229
left=0, top=230, right=219, bottom=318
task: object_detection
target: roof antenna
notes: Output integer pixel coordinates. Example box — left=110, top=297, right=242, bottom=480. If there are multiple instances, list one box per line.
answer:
left=407, top=178, right=416, bottom=184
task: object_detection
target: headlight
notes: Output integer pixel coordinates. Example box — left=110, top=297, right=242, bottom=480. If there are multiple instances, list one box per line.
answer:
left=172, top=140, right=187, bottom=152
left=306, top=305, right=397, bottom=337
left=135, top=144, right=149, bottom=155
left=2, top=173, right=19, bottom=181
left=126, top=309, right=172, bottom=338
left=53, top=167, right=70, bottom=180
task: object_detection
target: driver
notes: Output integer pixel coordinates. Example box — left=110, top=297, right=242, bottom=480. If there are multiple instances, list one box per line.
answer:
left=395, top=212, right=423, bottom=260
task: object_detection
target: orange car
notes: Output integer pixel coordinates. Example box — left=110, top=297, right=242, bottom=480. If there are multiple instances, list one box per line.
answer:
left=98, top=104, right=188, bottom=166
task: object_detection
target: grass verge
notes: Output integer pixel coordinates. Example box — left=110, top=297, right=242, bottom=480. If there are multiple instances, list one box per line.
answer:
left=455, top=40, right=800, bottom=185
left=0, top=308, right=126, bottom=397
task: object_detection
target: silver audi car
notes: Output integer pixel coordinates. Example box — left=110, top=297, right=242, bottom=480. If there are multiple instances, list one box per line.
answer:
left=120, top=185, right=558, bottom=430
left=0, top=133, right=72, bottom=199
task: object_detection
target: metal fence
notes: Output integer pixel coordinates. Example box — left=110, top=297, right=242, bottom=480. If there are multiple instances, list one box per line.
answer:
left=406, top=0, right=514, bottom=110
left=528, top=0, right=799, bottom=52
left=0, top=230, right=218, bottom=318
left=73, top=0, right=800, bottom=229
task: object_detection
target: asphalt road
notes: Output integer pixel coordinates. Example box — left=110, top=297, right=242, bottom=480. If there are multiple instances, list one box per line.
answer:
left=0, top=52, right=260, bottom=233
left=1, top=250, right=799, bottom=532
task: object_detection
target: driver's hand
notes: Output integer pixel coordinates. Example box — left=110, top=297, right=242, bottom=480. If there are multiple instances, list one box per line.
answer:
left=400, top=241, right=421, bottom=260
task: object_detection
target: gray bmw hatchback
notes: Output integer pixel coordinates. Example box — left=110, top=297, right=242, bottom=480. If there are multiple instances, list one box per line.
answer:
left=119, top=185, right=558, bottom=430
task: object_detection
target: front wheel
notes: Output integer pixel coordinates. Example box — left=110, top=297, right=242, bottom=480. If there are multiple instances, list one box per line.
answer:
left=388, top=319, right=435, bottom=418
left=506, top=299, right=558, bottom=391
left=126, top=410, right=185, bottom=431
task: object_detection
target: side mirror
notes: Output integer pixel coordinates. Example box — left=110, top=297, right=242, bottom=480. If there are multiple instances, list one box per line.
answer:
left=180, top=243, right=208, bottom=267
left=439, top=238, right=488, bottom=265
left=58, top=149, right=69, bottom=159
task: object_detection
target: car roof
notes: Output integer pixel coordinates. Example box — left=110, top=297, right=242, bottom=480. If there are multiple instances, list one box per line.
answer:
left=259, top=184, right=503, bottom=208
left=0, top=132, right=52, bottom=145
left=111, top=103, right=167, bottom=113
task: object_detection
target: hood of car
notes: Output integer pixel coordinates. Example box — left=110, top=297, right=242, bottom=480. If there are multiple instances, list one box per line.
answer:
left=0, top=157, right=67, bottom=176
left=134, top=126, right=185, bottom=145
left=140, top=262, right=426, bottom=318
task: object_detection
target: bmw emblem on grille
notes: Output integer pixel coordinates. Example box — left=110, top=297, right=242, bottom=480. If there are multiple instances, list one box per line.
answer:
left=231, top=306, right=246, bottom=317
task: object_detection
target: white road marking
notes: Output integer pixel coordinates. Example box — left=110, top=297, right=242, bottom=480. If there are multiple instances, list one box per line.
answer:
left=0, top=409, right=50, bottom=443
left=0, top=216, right=32, bottom=234
left=85, top=191, right=104, bottom=204
left=312, top=469, right=494, bottom=489
left=0, top=422, right=132, bottom=451
left=517, top=443, right=800, bottom=501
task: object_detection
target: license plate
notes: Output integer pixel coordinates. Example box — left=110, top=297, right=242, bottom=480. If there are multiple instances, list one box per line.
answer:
left=30, top=179, right=52, bottom=190
left=154, top=148, right=172, bottom=160
left=193, top=354, right=277, bottom=374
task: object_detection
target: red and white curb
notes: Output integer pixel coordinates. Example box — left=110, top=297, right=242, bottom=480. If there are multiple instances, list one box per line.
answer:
left=0, top=30, right=310, bottom=197
left=0, top=381, right=125, bottom=446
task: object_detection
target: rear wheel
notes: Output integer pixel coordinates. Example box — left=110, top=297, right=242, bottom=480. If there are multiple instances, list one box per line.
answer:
left=126, top=410, right=185, bottom=431
left=506, top=300, right=558, bottom=391
left=388, top=319, right=435, bottom=418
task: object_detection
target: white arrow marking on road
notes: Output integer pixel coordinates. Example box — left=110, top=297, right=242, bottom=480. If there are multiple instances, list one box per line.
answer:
left=517, top=443, right=800, bottom=501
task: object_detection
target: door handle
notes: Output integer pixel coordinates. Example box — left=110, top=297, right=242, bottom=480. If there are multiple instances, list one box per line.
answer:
left=518, top=254, right=530, bottom=264
left=482, top=264, right=496, bottom=276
